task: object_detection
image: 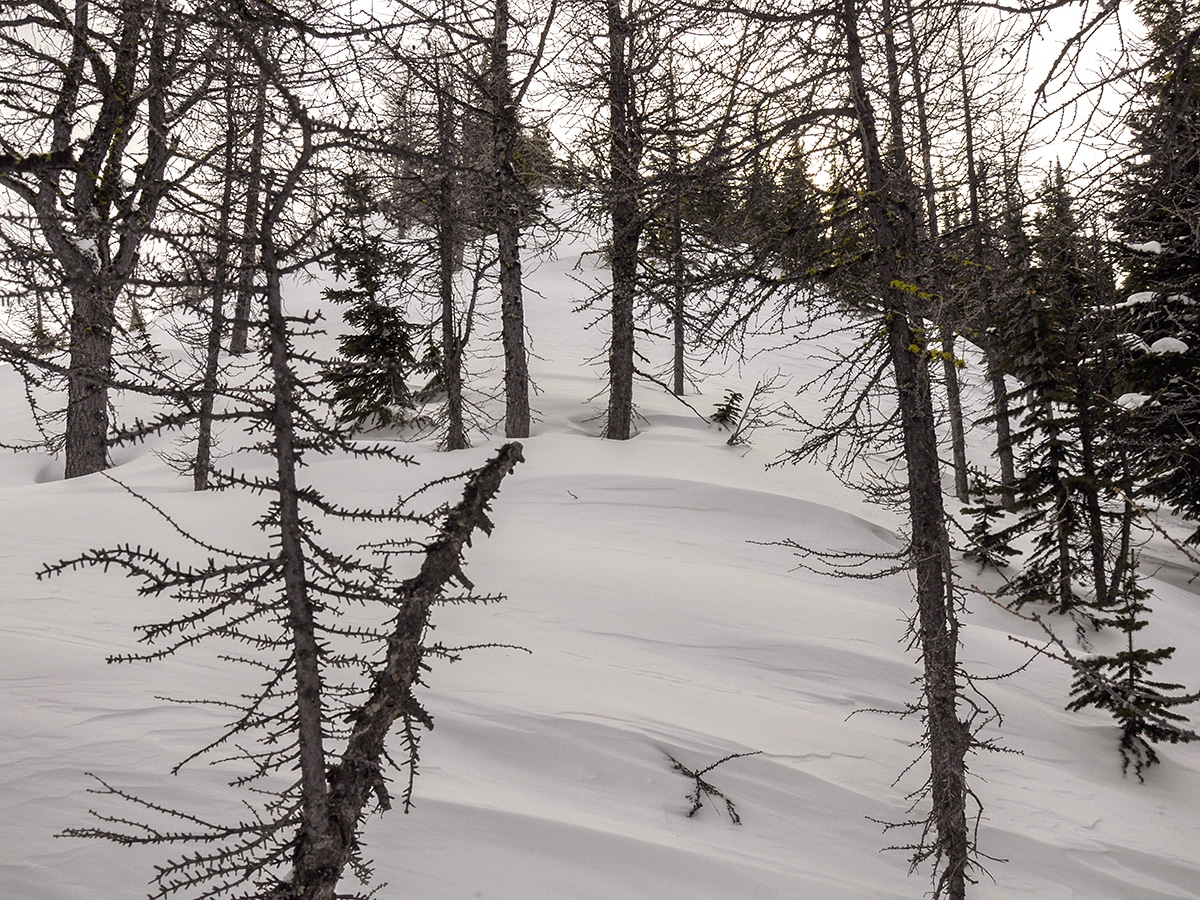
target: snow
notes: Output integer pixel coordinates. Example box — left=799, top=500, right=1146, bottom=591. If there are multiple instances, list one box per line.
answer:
left=1116, top=290, right=1159, bottom=309
left=1126, top=241, right=1164, bottom=255
left=1150, top=337, right=1189, bottom=354
left=1116, top=392, right=1153, bottom=411
left=2, top=225, right=1199, bottom=900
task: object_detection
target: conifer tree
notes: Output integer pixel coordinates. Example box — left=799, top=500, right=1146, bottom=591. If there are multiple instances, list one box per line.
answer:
left=1067, top=555, right=1197, bottom=780
left=974, top=171, right=1124, bottom=618
left=322, top=175, right=436, bottom=430
left=986, top=171, right=1098, bottom=613
left=972, top=167, right=1198, bottom=771
left=1114, top=0, right=1200, bottom=539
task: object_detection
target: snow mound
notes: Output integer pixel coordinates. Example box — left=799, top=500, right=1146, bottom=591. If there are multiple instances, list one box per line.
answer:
left=1150, top=337, right=1189, bottom=354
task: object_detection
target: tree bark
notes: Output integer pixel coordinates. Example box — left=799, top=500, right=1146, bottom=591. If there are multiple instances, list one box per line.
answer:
left=195, top=42, right=239, bottom=491
left=249, top=108, right=344, bottom=894
left=667, top=69, right=686, bottom=397
left=492, top=0, right=531, bottom=438
left=47, top=0, right=173, bottom=478
left=230, top=26, right=269, bottom=357
left=437, top=78, right=468, bottom=451
left=280, top=443, right=524, bottom=900
left=958, top=20, right=1015, bottom=506
left=903, top=0, right=970, bottom=502
left=64, top=284, right=117, bottom=477
left=1076, top=383, right=1110, bottom=609
left=941, top=327, right=971, bottom=502
left=605, top=0, right=641, bottom=440
left=844, top=2, right=970, bottom=894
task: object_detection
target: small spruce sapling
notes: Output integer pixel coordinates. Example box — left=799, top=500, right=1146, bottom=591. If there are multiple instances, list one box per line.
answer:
left=963, top=469, right=1018, bottom=569
left=322, top=176, right=437, bottom=429
left=710, top=390, right=743, bottom=430
left=710, top=375, right=789, bottom=446
left=1066, top=562, right=1198, bottom=779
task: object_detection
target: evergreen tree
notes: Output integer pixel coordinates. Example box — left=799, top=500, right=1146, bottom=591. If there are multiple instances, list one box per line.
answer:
left=1114, top=0, right=1200, bottom=539
left=1067, top=557, right=1197, bottom=780
left=322, top=176, right=436, bottom=430
left=974, top=168, right=1198, bottom=770
left=988, top=170, right=1101, bottom=614
left=747, top=149, right=828, bottom=278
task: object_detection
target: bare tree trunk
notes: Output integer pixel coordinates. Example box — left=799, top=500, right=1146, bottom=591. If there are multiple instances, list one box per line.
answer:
left=985, top=358, right=1016, bottom=505
left=844, top=2, right=970, bottom=894
left=605, top=0, right=640, bottom=440
left=492, top=0, right=530, bottom=438
left=902, top=0, right=969, bottom=502
left=671, top=226, right=686, bottom=396
left=957, top=21, right=1015, bottom=506
left=49, top=0, right=172, bottom=478
left=64, top=284, right=116, bottom=477
left=230, top=27, right=269, bottom=357
left=194, top=272, right=225, bottom=491
left=1077, top=385, right=1110, bottom=608
left=278, top=443, right=523, bottom=900
left=666, top=69, right=686, bottom=397
left=437, top=81, right=469, bottom=451
left=250, top=110, right=343, bottom=895
left=266, top=257, right=337, bottom=898
left=941, top=327, right=970, bottom=502
left=195, top=46, right=238, bottom=491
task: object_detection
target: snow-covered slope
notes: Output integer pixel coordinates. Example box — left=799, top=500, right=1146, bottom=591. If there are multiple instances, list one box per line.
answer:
left=1, top=225, right=1198, bottom=899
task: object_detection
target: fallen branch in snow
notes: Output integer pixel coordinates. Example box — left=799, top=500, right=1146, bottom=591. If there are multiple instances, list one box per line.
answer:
left=666, top=750, right=762, bottom=824
left=633, top=366, right=710, bottom=422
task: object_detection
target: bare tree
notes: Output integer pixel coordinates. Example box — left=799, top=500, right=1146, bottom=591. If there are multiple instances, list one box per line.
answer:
left=48, top=4, right=529, bottom=897
left=0, top=0, right=193, bottom=476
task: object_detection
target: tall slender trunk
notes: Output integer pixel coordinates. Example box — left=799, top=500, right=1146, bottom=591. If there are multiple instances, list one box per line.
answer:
left=986, top=361, right=1016, bottom=504
left=1043, top=412, right=1075, bottom=612
left=605, top=0, right=640, bottom=440
left=195, top=267, right=227, bottom=491
left=671, top=216, right=686, bottom=397
left=941, top=326, right=970, bottom=501
left=667, top=69, right=686, bottom=397
left=1076, top=384, right=1110, bottom=608
left=253, top=110, right=340, bottom=895
left=958, top=20, right=1015, bottom=505
left=492, top=0, right=530, bottom=438
left=902, top=0, right=969, bottom=501
left=265, top=250, right=335, bottom=897
left=904, top=0, right=937, bottom=238
left=438, top=82, right=468, bottom=450
left=195, top=47, right=238, bottom=491
left=230, top=27, right=269, bottom=357
left=844, top=3, right=970, bottom=895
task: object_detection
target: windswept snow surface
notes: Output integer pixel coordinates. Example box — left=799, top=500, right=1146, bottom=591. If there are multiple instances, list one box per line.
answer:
left=2, top=229, right=1199, bottom=899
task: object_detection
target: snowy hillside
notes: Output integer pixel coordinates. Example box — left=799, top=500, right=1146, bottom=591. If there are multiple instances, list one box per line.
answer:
left=1, top=224, right=1199, bottom=900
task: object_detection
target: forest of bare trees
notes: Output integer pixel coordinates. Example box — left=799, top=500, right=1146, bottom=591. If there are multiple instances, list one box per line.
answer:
left=1, top=0, right=1198, bottom=896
